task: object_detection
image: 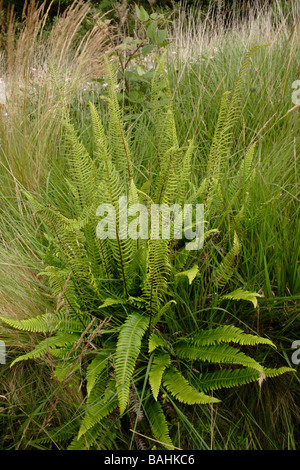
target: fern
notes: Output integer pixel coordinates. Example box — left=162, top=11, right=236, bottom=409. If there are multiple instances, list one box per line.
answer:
left=214, top=231, right=240, bottom=287
left=220, top=288, right=262, bottom=308
left=175, top=343, right=264, bottom=372
left=190, top=325, right=275, bottom=347
left=115, top=312, right=149, bottom=415
left=149, top=352, right=171, bottom=400
left=146, top=396, right=174, bottom=450
left=0, top=313, right=58, bottom=333
left=163, top=367, right=220, bottom=405
left=10, top=332, right=79, bottom=366
left=78, top=378, right=118, bottom=439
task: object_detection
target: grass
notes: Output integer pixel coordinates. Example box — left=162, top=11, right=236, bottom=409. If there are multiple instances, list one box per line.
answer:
left=0, top=0, right=299, bottom=450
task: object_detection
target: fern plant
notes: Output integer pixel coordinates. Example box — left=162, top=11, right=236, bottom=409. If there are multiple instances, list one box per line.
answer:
left=0, top=53, right=294, bottom=450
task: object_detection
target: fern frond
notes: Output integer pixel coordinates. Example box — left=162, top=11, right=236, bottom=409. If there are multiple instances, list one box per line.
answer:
left=0, top=313, right=58, bottom=333
left=190, top=325, right=275, bottom=348
left=175, top=264, right=199, bottom=285
left=214, top=231, right=240, bottom=287
left=105, top=60, right=133, bottom=183
left=220, top=288, right=262, bottom=308
left=146, top=396, right=174, bottom=450
left=149, top=353, right=171, bottom=400
left=263, top=367, right=296, bottom=378
left=175, top=343, right=263, bottom=372
left=151, top=53, right=178, bottom=159
left=86, top=352, right=110, bottom=396
left=78, top=378, right=117, bottom=439
left=197, top=368, right=261, bottom=392
left=163, top=367, right=220, bottom=405
left=115, top=313, right=149, bottom=415
left=10, top=332, right=79, bottom=367
left=142, top=238, right=171, bottom=314
left=148, top=333, right=166, bottom=353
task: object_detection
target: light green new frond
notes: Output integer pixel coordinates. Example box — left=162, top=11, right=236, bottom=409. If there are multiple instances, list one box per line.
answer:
left=146, top=397, right=174, bottom=450
left=191, top=325, right=275, bottom=348
left=163, top=367, right=220, bottom=405
left=154, top=146, right=184, bottom=205
left=149, top=352, right=171, bottom=400
left=175, top=264, right=199, bottom=285
left=148, top=332, right=166, bottom=353
left=220, top=288, right=262, bottom=308
left=115, top=313, right=150, bottom=415
left=175, top=343, right=263, bottom=372
left=214, top=231, right=240, bottom=287
left=86, top=352, right=110, bottom=396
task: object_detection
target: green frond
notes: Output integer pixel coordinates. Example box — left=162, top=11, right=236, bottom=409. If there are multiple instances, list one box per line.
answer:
left=0, top=313, right=58, bottom=333
left=175, top=264, right=199, bottom=285
left=175, top=343, right=264, bottom=372
left=214, top=231, right=240, bottom=287
left=148, top=333, right=166, bottom=353
left=190, top=325, right=275, bottom=348
left=197, top=367, right=261, bottom=392
left=163, top=367, right=220, bottom=405
left=142, top=238, right=171, bottom=314
left=263, top=367, right=296, bottom=378
left=149, top=352, right=171, bottom=400
left=10, top=332, right=79, bottom=367
left=63, top=119, right=99, bottom=212
left=146, top=396, right=174, bottom=450
left=104, top=60, right=133, bottom=182
left=151, top=53, right=178, bottom=159
left=115, top=313, right=150, bottom=415
left=220, top=288, right=262, bottom=308
left=78, top=378, right=117, bottom=439
left=86, top=352, right=110, bottom=396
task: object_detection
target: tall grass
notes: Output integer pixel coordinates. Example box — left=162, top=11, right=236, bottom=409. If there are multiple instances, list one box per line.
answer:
left=0, top=0, right=299, bottom=449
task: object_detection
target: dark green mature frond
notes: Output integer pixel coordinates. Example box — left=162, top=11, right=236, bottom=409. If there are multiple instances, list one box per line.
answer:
left=78, top=378, right=117, bottom=439
left=115, top=313, right=150, bottom=415
left=163, top=367, right=220, bottom=405
left=197, top=368, right=261, bottom=392
left=146, top=396, right=174, bottom=450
